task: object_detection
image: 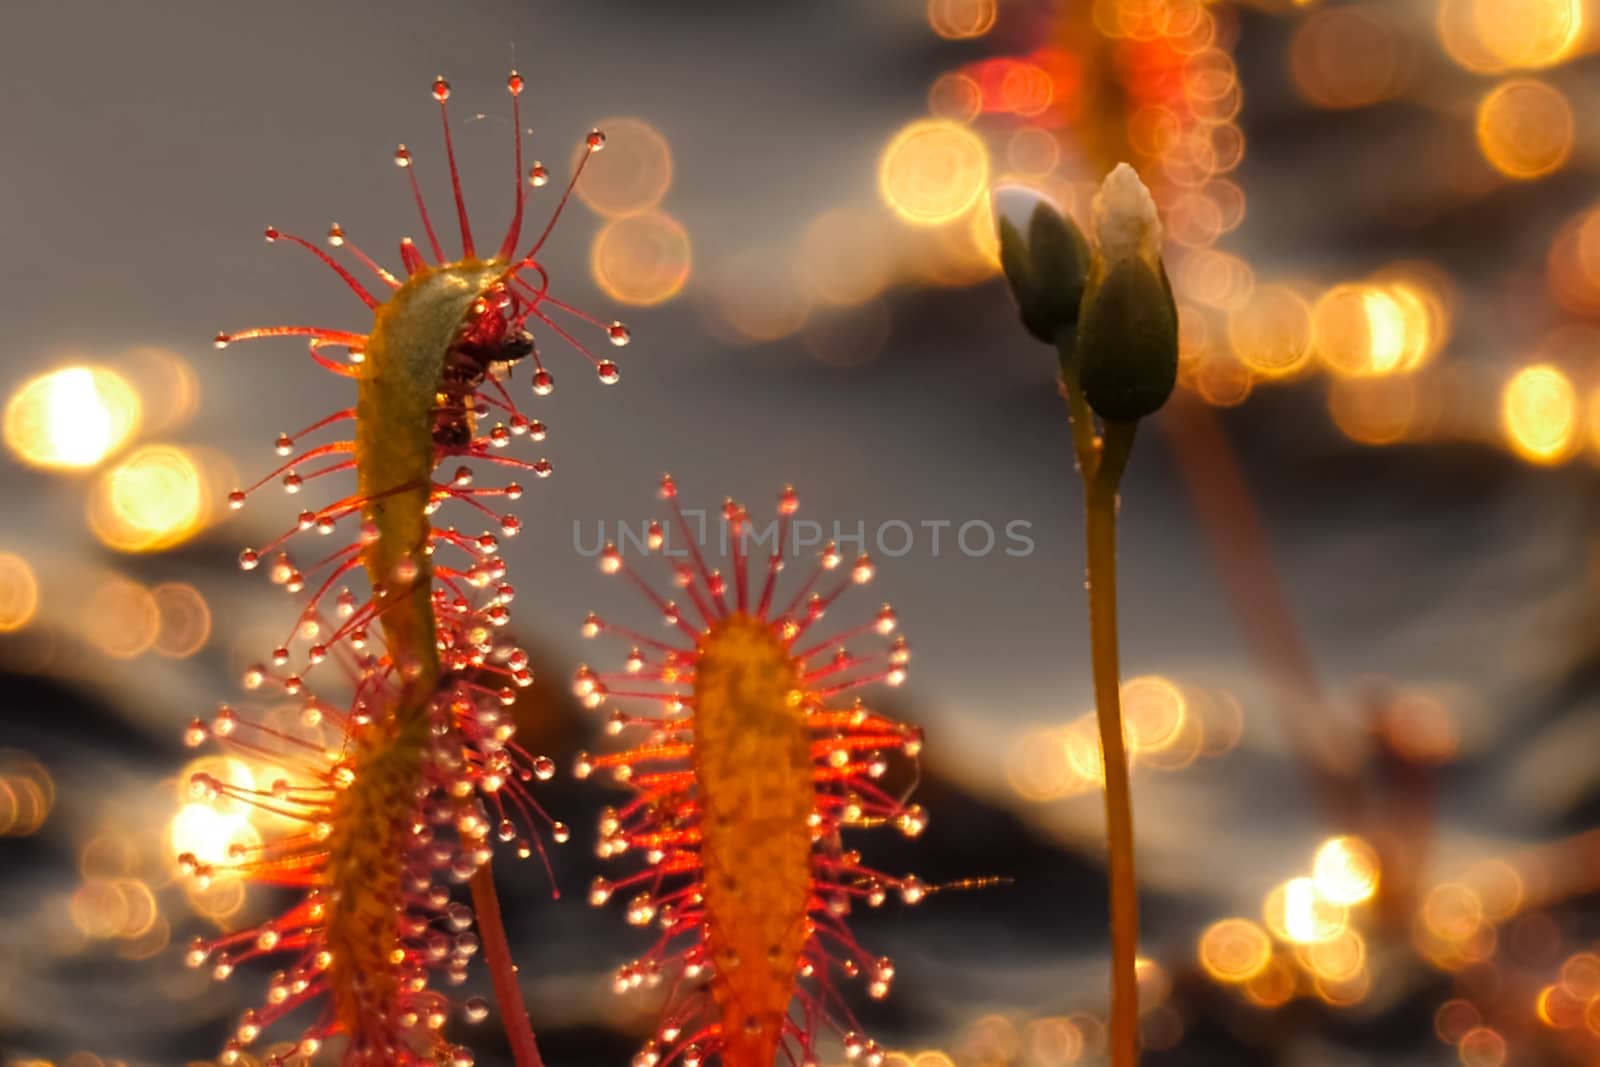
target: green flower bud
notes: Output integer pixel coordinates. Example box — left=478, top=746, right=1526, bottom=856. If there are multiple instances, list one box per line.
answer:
left=1075, top=164, right=1178, bottom=422
left=993, top=185, right=1092, bottom=344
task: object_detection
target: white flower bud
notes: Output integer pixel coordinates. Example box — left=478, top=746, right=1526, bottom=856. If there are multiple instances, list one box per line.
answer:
left=991, top=182, right=1091, bottom=344
left=1091, top=163, right=1162, bottom=268
left=991, top=183, right=1059, bottom=241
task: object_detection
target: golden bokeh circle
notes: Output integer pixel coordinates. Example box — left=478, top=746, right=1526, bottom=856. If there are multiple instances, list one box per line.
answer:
left=1476, top=79, right=1574, bottom=180
left=590, top=210, right=693, bottom=307
left=1502, top=363, right=1578, bottom=464
left=152, top=582, right=212, bottom=659
left=709, top=247, right=812, bottom=343
left=1198, top=918, right=1273, bottom=982
left=1474, top=0, right=1582, bottom=70
left=0, top=553, right=39, bottom=632
left=84, top=576, right=160, bottom=659
left=800, top=209, right=894, bottom=306
left=929, top=72, right=983, bottom=123
left=928, top=0, right=997, bottom=39
left=1228, top=284, right=1313, bottom=378
left=88, top=444, right=209, bottom=552
left=573, top=117, right=673, bottom=218
left=1312, top=835, right=1381, bottom=906
left=4, top=365, right=141, bottom=471
left=879, top=120, right=991, bottom=226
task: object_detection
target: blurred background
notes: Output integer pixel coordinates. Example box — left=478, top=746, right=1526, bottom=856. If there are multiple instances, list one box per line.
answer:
left=2, top=0, right=1599, bottom=1064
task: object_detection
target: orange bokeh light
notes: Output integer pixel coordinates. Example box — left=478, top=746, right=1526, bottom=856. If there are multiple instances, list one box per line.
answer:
left=572, top=117, right=673, bottom=218
left=590, top=210, right=693, bottom=307
left=1198, top=918, right=1273, bottom=982
left=1502, top=363, right=1579, bottom=464
left=927, top=0, right=997, bottom=40
left=879, top=120, right=991, bottom=226
left=1476, top=79, right=1573, bottom=180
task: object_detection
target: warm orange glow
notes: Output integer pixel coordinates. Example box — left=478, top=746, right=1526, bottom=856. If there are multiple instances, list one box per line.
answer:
left=1438, top=0, right=1509, bottom=73
left=1466, top=858, right=1524, bottom=920
left=1198, top=918, right=1273, bottom=982
left=1122, top=675, right=1186, bottom=754
left=4, top=365, right=140, bottom=471
left=1024, top=1017, right=1083, bottom=1067
left=711, top=247, right=812, bottom=343
left=0, top=749, right=54, bottom=837
left=1502, top=364, right=1578, bottom=463
left=1537, top=982, right=1586, bottom=1028
left=1193, top=355, right=1253, bottom=407
left=1175, top=250, right=1254, bottom=312
left=89, top=444, right=208, bottom=552
left=928, top=72, right=983, bottom=123
left=879, top=120, right=991, bottom=226
left=0, top=552, right=39, bottom=632
left=1560, top=952, right=1600, bottom=999
left=1062, top=716, right=1105, bottom=787
left=958, top=1013, right=1021, bottom=1064
left=122, top=345, right=201, bottom=433
left=1299, top=928, right=1366, bottom=982
left=186, top=873, right=247, bottom=921
left=1435, top=998, right=1482, bottom=1044
left=1243, top=953, right=1297, bottom=1008
left=1006, top=128, right=1060, bottom=177
left=899, top=200, right=1003, bottom=288
left=151, top=581, right=211, bottom=659
left=1265, top=876, right=1348, bottom=944
left=1312, top=283, right=1435, bottom=377
left=1290, top=7, right=1404, bottom=109
left=1005, top=64, right=1055, bottom=117
left=1314, top=966, right=1372, bottom=1006
left=1457, top=1026, right=1506, bottom=1067
left=590, top=210, right=693, bottom=307
left=1228, top=284, right=1313, bottom=378
left=572, top=117, right=673, bottom=218
left=70, top=878, right=131, bottom=939
left=1328, top=377, right=1419, bottom=446
left=1550, top=207, right=1600, bottom=313
left=169, top=801, right=260, bottom=872
left=79, top=833, right=140, bottom=880
left=1375, top=691, right=1461, bottom=764
left=83, top=576, right=159, bottom=659
left=1476, top=79, right=1574, bottom=180
left=1423, top=882, right=1485, bottom=943
left=1474, top=0, right=1583, bottom=70
left=1135, top=957, right=1171, bottom=1013
left=1007, top=727, right=1076, bottom=802
left=927, top=0, right=997, bottom=39
left=1372, top=262, right=1454, bottom=367
left=800, top=210, right=894, bottom=306
left=1312, top=836, right=1380, bottom=906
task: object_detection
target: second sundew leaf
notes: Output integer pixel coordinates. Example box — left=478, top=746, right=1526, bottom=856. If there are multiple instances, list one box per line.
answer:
left=579, top=479, right=937, bottom=1067
left=694, top=614, right=816, bottom=1067
left=357, top=258, right=506, bottom=698
left=181, top=72, right=629, bottom=1066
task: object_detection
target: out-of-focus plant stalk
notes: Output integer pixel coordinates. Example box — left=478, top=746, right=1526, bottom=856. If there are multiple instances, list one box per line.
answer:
left=997, top=163, right=1178, bottom=1067
left=470, top=864, right=544, bottom=1067
left=1073, top=402, right=1140, bottom=1067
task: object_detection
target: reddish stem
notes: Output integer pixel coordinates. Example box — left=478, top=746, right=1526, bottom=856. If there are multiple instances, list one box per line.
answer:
left=469, top=861, right=545, bottom=1067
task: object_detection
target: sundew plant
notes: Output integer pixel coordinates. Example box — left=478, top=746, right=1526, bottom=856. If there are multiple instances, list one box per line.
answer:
left=191, top=74, right=627, bottom=1065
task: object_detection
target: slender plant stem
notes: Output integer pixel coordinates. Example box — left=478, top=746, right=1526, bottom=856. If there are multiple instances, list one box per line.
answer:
left=1058, top=357, right=1101, bottom=478
left=1085, top=453, right=1139, bottom=1067
left=1062, top=378, right=1141, bottom=1067
left=469, top=861, right=545, bottom=1067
